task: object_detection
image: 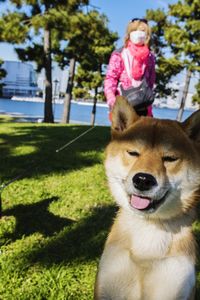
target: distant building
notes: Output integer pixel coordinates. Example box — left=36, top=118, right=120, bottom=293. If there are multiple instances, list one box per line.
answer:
left=1, top=61, right=39, bottom=98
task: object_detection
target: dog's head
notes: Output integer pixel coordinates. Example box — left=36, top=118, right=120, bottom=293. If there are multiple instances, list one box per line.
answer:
left=105, top=96, right=200, bottom=220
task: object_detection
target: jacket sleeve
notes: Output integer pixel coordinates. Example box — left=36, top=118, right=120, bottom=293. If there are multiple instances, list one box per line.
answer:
left=104, top=51, right=123, bottom=108
left=148, top=53, right=156, bottom=89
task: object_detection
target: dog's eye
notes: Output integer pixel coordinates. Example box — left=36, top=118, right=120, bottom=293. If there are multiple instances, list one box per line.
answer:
left=127, top=151, right=140, bottom=157
left=162, top=156, right=178, bottom=162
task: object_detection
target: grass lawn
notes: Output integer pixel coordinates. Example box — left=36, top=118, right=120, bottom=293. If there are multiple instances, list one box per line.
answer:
left=0, top=115, right=200, bottom=299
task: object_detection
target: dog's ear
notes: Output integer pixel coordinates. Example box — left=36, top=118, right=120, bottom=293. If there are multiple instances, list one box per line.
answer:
left=111, top=96, right=139, bottom=133
left=182, top=109, right=200, bottom=142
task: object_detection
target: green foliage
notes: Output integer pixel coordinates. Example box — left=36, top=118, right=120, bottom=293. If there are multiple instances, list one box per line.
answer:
left=167, top=0, right=200, bottom=70
left=192, top=80, right=200, bottom=105
left=54, top=10, right=118, bottom=70
left=146, top=9, right=167, bottom=51
left=67, top=11, right=118, bottom=102
left=146, top=9, right=184, bottom=98
left=166, top=0, right=200, bottom=111
left=0, top=0, right=93, bottom=122
left=73, top=66, right=103, bottom=100
left=4, top=1, right=90, bottom=70
left=16, top=44, right=44, bottom=72
left=155, top=55, right=183, bottom=97
left=0, top=12, right=28, bottom=43
left=0, top=1, right=117, bottom=116
left=146, top=1, right=200, bottom=99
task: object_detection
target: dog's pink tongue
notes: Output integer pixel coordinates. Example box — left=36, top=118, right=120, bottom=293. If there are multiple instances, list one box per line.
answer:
left=130, top=195, right=151, bottom=210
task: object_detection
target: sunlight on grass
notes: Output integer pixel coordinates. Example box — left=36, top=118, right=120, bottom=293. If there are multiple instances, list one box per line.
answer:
left=0, top=216, right=16, bottom=244
left=11, top=145, right=38, bottom=156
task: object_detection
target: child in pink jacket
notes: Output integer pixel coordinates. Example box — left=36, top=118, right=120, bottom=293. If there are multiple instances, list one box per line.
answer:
left=104, top=18, right=155, bottom=117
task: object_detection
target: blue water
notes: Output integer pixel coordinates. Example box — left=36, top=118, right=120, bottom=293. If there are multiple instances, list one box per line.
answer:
left=0, top=98, right=195, bottom=126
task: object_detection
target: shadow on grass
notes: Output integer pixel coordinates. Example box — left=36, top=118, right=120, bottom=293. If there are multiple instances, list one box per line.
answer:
left=2, top=197, right=74, bottom=242
left=28, top=204, right=117, bottom=265
left=0, top=123, right=110, bottom=181
left=25, top=202, right=200, bottom=299
left=1, top=196, right=117, bottom=264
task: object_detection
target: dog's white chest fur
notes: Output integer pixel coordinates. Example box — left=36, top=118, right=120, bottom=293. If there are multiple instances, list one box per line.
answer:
left=96, top=213, right=195, bottom=300
left=126, top=213, right=172, bottom=260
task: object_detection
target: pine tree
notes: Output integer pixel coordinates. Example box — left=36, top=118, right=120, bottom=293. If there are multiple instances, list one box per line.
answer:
left=146, top=9, right=184, bottom=98
left=0, top=11, right=28, bottom=94
left=146, top=2, right=200, bottom=119
left=57, top=10, right=118, bottom=123
left=73, top=66, right=103, bottom=125
left=166, top=0, right=200, bottom=120
left=1, top=0, right=89, bottom=122
left=0, top=11, right=28, bottom=44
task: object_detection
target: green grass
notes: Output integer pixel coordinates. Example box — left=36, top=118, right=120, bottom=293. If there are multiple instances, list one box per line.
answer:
left=0, top=116, right=117, bottom=300
left=0, top=115, right=200, bottom=299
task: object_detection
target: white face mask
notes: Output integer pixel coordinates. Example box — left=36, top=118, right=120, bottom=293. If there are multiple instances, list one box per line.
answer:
left=130, top=30, right=146, bottom=45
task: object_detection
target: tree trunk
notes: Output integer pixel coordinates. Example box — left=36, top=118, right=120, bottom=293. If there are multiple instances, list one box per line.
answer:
left=176, top=68, right=192, bottom=122
left=91, top=87, right=98, bottom=126
left=62, top=58, right=76, bottom=123
left=44, top=28, right=54, bottom=123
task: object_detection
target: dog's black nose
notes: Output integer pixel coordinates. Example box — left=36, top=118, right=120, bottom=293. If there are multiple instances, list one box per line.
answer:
left=132, top=173, right=157, bottom=191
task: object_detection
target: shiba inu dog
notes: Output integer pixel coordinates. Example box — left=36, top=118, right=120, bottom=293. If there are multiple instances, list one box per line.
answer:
left=95, top=96, right=200, bottom=300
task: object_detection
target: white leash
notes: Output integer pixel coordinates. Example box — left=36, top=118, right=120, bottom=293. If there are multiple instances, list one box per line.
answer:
left=55, top=126, right=96, bottom=153
left=0, top=125, right=96, bottom=216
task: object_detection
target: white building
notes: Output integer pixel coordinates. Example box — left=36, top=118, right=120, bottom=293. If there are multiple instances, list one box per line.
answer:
left=1, top=61, right=39, bottom=98
left=37, top=65, right=69, bottom=97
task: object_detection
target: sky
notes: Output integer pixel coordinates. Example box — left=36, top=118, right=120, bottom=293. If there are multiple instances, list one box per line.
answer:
left=91, top=0, right=177, bottom=45
left=0, top=0, right=178, bottom=61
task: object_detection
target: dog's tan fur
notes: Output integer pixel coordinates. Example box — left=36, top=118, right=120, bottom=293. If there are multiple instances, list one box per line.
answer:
left=95, top=96, right=200, bottom=300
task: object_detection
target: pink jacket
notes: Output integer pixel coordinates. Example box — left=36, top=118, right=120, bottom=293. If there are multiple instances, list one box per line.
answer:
left=104, top=47, right=156, bottom=112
